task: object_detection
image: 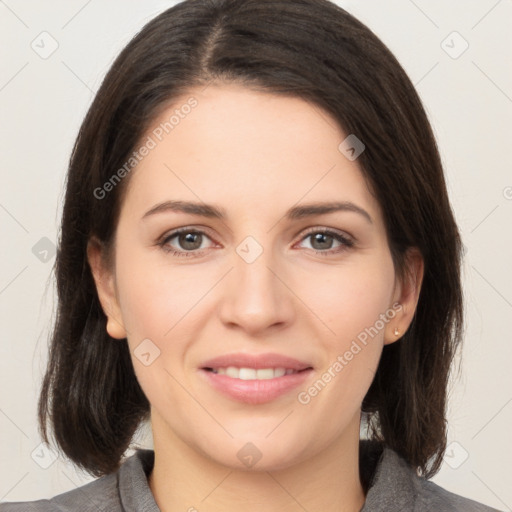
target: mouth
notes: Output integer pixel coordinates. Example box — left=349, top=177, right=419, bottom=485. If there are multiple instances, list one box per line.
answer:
left=203, top=366, right=311, bottom=380
left=198, top=353, right=314, bottom=404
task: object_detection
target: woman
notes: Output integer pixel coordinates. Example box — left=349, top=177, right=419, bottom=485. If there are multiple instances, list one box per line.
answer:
left=0, top=0, right=502, bottom=510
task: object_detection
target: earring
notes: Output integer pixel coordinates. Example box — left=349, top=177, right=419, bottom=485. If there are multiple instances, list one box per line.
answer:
left=394, top=327, right=400, bottom=336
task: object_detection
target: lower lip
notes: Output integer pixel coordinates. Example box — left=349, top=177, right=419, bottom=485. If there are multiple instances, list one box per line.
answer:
left=199, top=368, right=313, bottom=404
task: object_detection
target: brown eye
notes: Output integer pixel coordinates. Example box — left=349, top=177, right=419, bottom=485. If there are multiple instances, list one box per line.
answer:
left=298, top=229, right=354, bottom=255
left=159, top=228, right=214, bottom=257
left=309, top=232, right=335, bottom=251
left=174, top=232, right=204, bottom=251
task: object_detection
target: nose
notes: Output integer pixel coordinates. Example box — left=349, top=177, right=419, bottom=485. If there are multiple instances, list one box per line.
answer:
left=217, top=241, right=296, bottom=335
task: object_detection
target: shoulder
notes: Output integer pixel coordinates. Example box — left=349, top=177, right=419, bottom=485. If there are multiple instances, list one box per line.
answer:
left=361, top=441, right=503, bottom=512
left=0, top=471, right=119, bottom=511
left=0, top=449, right=158, bottom=512
left=415, top=477, right=503, bottom=512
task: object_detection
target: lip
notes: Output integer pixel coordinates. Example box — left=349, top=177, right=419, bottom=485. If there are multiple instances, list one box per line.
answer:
left=200, top=369, right=313, bottom=404
left=200, top=352, right=313, bottom=371
left=199, top=352, right=314, bottom=405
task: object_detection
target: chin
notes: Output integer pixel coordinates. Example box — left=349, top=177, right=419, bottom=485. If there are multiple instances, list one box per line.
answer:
left=202, top=436, right=309, bottom=473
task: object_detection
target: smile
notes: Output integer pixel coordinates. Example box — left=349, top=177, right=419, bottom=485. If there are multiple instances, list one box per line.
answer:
left=206, top=367, right=301, bottom=379
left=200, top=367, right=313, bottom=404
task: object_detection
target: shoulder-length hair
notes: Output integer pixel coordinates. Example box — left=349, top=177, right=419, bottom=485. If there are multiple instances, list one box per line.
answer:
left=38, top=0, right=464, bottom=479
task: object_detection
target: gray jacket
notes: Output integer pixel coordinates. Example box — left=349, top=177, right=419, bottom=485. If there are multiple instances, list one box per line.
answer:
left=0, top=442, right=502, bottom=511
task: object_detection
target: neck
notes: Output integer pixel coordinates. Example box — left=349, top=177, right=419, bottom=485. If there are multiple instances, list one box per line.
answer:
left=148, top=412, right=366, bottom=512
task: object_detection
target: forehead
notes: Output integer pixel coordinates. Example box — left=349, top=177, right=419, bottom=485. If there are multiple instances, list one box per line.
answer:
left=121, top=84, right=383, bottom=227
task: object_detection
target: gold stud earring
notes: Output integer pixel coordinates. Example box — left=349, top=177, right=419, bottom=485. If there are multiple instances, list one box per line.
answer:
left=394, top=327, right=400, bottom=336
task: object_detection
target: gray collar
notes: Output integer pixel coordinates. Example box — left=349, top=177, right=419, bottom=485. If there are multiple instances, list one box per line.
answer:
left=116, top=441, right=500, bottom=511
left=117, top=441, right=406, bottom=512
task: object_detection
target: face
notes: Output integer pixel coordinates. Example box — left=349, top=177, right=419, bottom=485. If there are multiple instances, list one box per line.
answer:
left=89, top=83, right=422, bottom=472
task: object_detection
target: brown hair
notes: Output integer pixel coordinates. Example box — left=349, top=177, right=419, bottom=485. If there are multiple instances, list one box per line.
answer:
left=38, top=0, right=464, bottom=479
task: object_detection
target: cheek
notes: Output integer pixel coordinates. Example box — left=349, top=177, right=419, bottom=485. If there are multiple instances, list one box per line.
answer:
left=114, top=246, right=221, bottom=391
left=115, top=248, right=203, bottom=338
left=295, top=255, right=394, bottom=405
left=301, top=256, right=395, bottom=339
left=117, top=271, right=168, bottom=337
left=115, top=259, right=191, bottom=401
left=298, top=270, right=390, bottom=421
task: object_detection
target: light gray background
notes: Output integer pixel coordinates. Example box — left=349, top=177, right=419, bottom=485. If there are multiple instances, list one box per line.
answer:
left=0, top=0, right=511, bottom=509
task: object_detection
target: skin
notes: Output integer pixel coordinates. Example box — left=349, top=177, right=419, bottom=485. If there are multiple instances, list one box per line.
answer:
left=88, top=83, right=424, bottom=512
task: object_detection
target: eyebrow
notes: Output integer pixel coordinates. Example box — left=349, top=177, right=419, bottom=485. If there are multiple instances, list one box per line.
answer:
left=141, top=200, right=373, bottom=224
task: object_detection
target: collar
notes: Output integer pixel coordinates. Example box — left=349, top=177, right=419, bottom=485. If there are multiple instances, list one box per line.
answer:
left=117, top=440, right=415, bottom=511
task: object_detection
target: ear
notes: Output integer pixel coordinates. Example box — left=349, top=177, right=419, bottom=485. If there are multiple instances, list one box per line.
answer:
left=384, top=247, right=424, bottom=345
left=87, top=236, right=127, bottom=339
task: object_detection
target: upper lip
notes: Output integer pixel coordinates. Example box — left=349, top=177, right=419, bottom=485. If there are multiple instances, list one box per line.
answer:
left=201, top=352, right=313, bottom=371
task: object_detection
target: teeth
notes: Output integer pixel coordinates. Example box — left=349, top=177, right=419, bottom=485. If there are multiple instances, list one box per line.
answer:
left=226, top=366, right=240, bottom=378
left=239, top=368, right=256, bottom=380
left=211, top=366, right=297, bottom=380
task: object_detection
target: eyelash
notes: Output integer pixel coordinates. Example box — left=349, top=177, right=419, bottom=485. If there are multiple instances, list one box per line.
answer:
left=157, top=226, right=355, bottom=258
